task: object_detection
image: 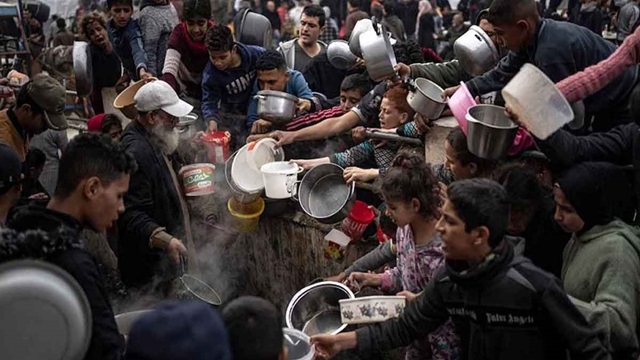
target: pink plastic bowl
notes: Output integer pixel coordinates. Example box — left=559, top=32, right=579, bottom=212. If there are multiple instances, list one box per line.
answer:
left=449, top=82, right=476, bottom=134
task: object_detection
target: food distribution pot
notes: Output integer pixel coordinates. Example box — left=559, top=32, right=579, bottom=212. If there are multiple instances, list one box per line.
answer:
left=296, top=163, right=356, bottom=224
left=406, top=78, right=447, bottom=119
left=255, top=90, right=298, bottom=125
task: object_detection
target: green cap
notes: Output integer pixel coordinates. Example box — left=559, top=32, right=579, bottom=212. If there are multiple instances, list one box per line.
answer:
left=28, top=74, right=68, bottom=130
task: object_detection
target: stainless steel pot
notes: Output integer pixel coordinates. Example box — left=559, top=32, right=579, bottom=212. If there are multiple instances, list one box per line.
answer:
left=466, top=105, right=518, bottom=160
left=73, top=41, right=93, bottom=97
left=454, top=25, right=500, bottom=77
left=327, top=40, right=358, bottom=70
left=255, top=90, right=298, bottom=125
left=225, top=150, right=264, bottom=204
left=177, top=113, right=199, bottom=141
left=235, top=10, right=273, bottom=48
left=297, top=163, right=355, bottom=224
left=0, top=260, right=92, bottom=360
left=407, top=78, right=447, bottom=119
left=349, top=18, right=380, bottom=58
left=285, top=281, right=355, bottom=336
left=359, top=24, right=397, bottom=82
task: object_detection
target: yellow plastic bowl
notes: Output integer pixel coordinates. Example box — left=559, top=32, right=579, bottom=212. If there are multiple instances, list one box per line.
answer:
left=227, top=197, right=265, bottom=232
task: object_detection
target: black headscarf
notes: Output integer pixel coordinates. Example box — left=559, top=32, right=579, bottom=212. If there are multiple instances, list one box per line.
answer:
left=556, top=162, right=635, bottom=231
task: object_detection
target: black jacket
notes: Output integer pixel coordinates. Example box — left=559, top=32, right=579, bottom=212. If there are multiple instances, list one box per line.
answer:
left=5, top=205, right=124, bottom=360
left=303, top=52, right=354, bottom=100
left=537, top=124, right=640, bottom=210
left=118, top=121, right=185, bottom=289
left=355, top=241, right=610, bottom=360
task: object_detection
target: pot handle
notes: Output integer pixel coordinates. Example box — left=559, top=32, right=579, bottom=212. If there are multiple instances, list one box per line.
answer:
left=290, top=180, right=301, bottom=201
left=254, top=95, right=266, bottom=101
left=371, top=16, right=381, bottom=36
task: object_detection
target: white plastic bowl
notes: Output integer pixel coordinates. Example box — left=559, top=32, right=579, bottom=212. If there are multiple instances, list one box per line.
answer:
left=502, top=63, right=574, bottom=140
left=231, top=143, right=265, bottom=193
left=283, top=328, right=315, bottom=360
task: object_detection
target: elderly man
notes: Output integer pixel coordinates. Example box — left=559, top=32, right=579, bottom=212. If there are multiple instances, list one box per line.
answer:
left=118, top=80, right=193, bottom=293
left=0, top=74, right=67, bottom=162
left=278, top=4, right=327, bottom=71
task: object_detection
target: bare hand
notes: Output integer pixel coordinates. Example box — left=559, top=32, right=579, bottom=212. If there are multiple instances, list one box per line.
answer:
left=413, top=113, right=430, bottom=133
left=397, top=290, right=419, bottom=303
left=348, top=57, right=365, bottom=71
left=139, top=68, right=153, bottom=80
left=207, top=119, right=218, bottom=132
left=443, top=85, right=461, bottom=99
left=166, top=238, right=187, bottom=264
left=270, top=130, right=296, bottom=147
left=297, top=98, right=312, bottom=114
left=28, top=192, right=49, bottom=200
left=325, top=272, right=347, bottom=282
left=311, top=334, right=343, bottom=358
left=505, top=106, right=527, bottom=130
left=343, top=167, right=378, bottom=184
left=347, top=271, right=382, bottom=288
left=290, top=159, right=314, bottom=170
left=251, top=119, right=273, bottom=134
left=351, top=126, right=366, bottom=143
left=394, top=63, right=411, bottom=78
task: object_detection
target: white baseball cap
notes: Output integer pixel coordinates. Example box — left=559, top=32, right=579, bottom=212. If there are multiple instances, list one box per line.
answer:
left=134, top=80, right=193, bottom=117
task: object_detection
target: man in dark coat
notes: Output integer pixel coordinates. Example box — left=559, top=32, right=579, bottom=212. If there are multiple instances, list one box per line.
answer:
left=4, top=132, right=137, bottom=360
left=118, top=80, right=192, bottom=292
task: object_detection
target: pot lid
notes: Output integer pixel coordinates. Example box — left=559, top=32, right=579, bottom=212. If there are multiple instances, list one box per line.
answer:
left=257, top=90, right=299, bottom=102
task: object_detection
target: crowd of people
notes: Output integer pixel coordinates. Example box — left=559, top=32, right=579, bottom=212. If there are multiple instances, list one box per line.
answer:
left=3, top=0, right=640, bottom=359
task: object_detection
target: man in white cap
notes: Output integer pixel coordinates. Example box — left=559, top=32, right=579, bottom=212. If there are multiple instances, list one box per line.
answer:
left=117, top=80, right=195, bottom=294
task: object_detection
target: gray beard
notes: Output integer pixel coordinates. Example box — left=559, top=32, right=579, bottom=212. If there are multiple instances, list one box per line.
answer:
left=150, top=122, right=180, bottom=155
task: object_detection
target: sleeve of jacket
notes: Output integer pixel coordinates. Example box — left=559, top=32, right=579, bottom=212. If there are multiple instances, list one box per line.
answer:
left=345, top=241, right=396, bottom=276
left=466, top=50, right=527, bottom=97
left=201, top=64, right=221, bottom=121
left=355, top=273, right=449, bottom=358
left=118, top=155, right=163, bottom=250
left=537, top=124, right=635, bottom=169
left=539, top=277, right=612, bottom=360
left=396, top=121, right=423, bottom=138
left=568, top=233, right=640, bottom=355
left=139, top=12, right=160, bottom=75
left=246, top=84, right=260, bottom=128
left=126, top=19, right=148, bottom=73
left=292, top=70, right=314, bottom=100
left=410, top=60, right=469, bottom=89
left=331, top=141, right=375, bottom=168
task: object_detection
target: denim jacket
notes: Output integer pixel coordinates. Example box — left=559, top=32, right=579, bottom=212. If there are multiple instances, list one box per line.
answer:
left=107, top=18, right=148, bottom=81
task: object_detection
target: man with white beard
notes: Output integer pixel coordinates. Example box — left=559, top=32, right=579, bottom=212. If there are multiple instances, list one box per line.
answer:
left=118, top=80, right=195, bottom=295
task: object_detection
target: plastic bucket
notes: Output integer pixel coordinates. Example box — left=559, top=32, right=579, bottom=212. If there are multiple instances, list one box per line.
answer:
left=341, top=201, right=375, bottom=241
left=227, top=197, right=265, bottom=232
left=200, top=131, right=231, bottom=164
left=261, top=161, right=303, bottom=199
left=179, top=164, right=215, bottom=196
left=283, top=328, right=315, bottom=360
left=449, top=82, right=476, bottom=133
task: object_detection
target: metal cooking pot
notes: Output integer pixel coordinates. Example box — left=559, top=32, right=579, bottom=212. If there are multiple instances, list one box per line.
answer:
left=225, top=150, right=263, bottom=204
left=454, top=25, right=500, bottom=77
left=407, top=78, right=447, bottom=119
left=177, top=113, right=199, bottom=141
left=359, top=23, right=397, bottom=82
left=255, top=90, right=298, bottom=125
left=235, top=9, right=273, bottom=48
left=349, top=18, right=378, bottom=58
left=73, top=41, right=93, bottom=97
left=465, top=105, right=518, bottom=160
left=0, top=260, right=92, bottom=360
left=297, top=163, right=356, bottom=224
left=327, top=40, right=358, bottom=70
left=286, top=281, right=355, bottom=336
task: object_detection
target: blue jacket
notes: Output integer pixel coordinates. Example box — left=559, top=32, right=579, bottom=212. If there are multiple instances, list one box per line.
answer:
left=246, top=69, right=314, bottom=129
left=107, top=18, right=147, bottom=81
left=467, top=19, right=639, bottom=115
left=201, top=43, right=265, bottom=120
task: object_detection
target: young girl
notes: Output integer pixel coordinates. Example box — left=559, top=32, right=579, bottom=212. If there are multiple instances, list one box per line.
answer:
left=432, top=126, right=495, bottom=185
left=349, top=151, right=460, bottom=360
left=293, top=87, right=421, bottom=184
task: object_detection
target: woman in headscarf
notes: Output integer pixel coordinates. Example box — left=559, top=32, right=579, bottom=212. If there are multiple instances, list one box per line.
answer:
left=416, top=0, right=437, bottom=52
left=554, top=162, right=640, bottom=359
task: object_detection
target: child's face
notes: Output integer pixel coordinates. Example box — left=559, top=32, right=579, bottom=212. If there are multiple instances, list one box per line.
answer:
left=378, top=98, right=407, bottom=129
left=86, top=20, right=109, bottom=48
left=186, top=18, right=209, bottom=41
left=444, top=140, right=474, bottom=180
left=384, top=199, right=419, bottom=227
left=209, top=48, right=235, bottom=71
left=110, top=4, right=133, bottom=28
left=436, top=200, right=479, bottom=260
left=339, top=89, right=363, bottom=113
left=553, top=186, right=585, bottom=234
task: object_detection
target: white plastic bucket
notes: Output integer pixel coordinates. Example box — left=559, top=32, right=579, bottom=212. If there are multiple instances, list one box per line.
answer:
left=260, top=162, right=303, bottom=199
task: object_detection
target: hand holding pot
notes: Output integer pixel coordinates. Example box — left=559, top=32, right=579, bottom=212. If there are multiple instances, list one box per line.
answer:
left=207, top=119, right=218, bottom=132
left=167, top=238, right=187, bottom=264
left=413, top=113, right=431, bottom=133
left=270, top=130, right=296, bottom=147
left=297, top=98, right=312, bottom=114
left=394, top=63, right=411, bottom=79
left=397, top=290, right=419, bottom=303
left=351, top=126, right=366, bottom=143
left=443, top=85, right=461, bottom=99
left=348, top=271, right=381, bottom=288
left=251, top=119, right=273, bottom=134
left=325, top=272, right=347, bottom=283
left=343, top=167, right=379, bottom=184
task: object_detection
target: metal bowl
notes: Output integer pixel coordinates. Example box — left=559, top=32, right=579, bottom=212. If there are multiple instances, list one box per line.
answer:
left=177, top=113, right=199, bottom=141
left=286, top=281, right=355, bottom=336
left=359, top=26, right=397, bottom=82
left=407, top=78, right=447, bottom=119
left=454, top=25, right=500, bottom=77
left=0, top=260, right=92, bottom=360
left=297, top=163, right=355, bottom=224
left=235, top=10, right=273, bottom=48
left=327, top=40, right=358, bottom=70
left=465, top=104, right=518, bottom=160
left=255, top=90, right=298, bottom=125
left=349, top=19, right=376, bottom=58
left=73, top=41, right=93, bottom=97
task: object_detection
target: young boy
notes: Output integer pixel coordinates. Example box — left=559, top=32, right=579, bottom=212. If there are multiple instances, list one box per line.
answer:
left=201, top=24, right=265, bottom=131
left=5, top=133, right=137, bottom=360
left=107, top=0, right=151, bottom=81
left=222, top=296, right=287, bottom=360
left=139, top=0, right=179, bottom=76
left=312, top=178, right=611, bottom=360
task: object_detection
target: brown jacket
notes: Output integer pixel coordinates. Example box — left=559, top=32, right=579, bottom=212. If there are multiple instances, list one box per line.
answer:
left=0, top=109, right=28, bottom=161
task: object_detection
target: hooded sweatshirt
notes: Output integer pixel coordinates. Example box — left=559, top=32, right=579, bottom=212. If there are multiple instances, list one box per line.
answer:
left=201, top=43, right=266, bottom=121
left=4, top=205, right=124, bottom=360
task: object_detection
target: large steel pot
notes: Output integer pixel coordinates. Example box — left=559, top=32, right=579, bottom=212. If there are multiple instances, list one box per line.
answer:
left=255, top=90, right=298, bottom=125
left=177, top=113, right=199, bottom=141
left=286, top=281, right=355, bottom=336
left=115, top=310, right=153, bottom=336
left=73, top=41, right=93, bottom=97
left=235, top=9, right=273, bottom=48
left=327, top=40, right=358, bottom=70
left=407, top=78, right=447, bottom=119
left=465, top=105, right=518, bottom=160
left=297, top=163, right=355, bottom=224
left=0, top=260, right=92, bottom=360
left=348, top=18, right=380, bottom=58
left=454, top=25, right=500, bottom=77
left=359, top=25, right=397, bottom=82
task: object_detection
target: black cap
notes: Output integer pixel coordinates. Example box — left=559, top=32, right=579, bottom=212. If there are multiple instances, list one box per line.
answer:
left=0, top=142, right=21, bottom=191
